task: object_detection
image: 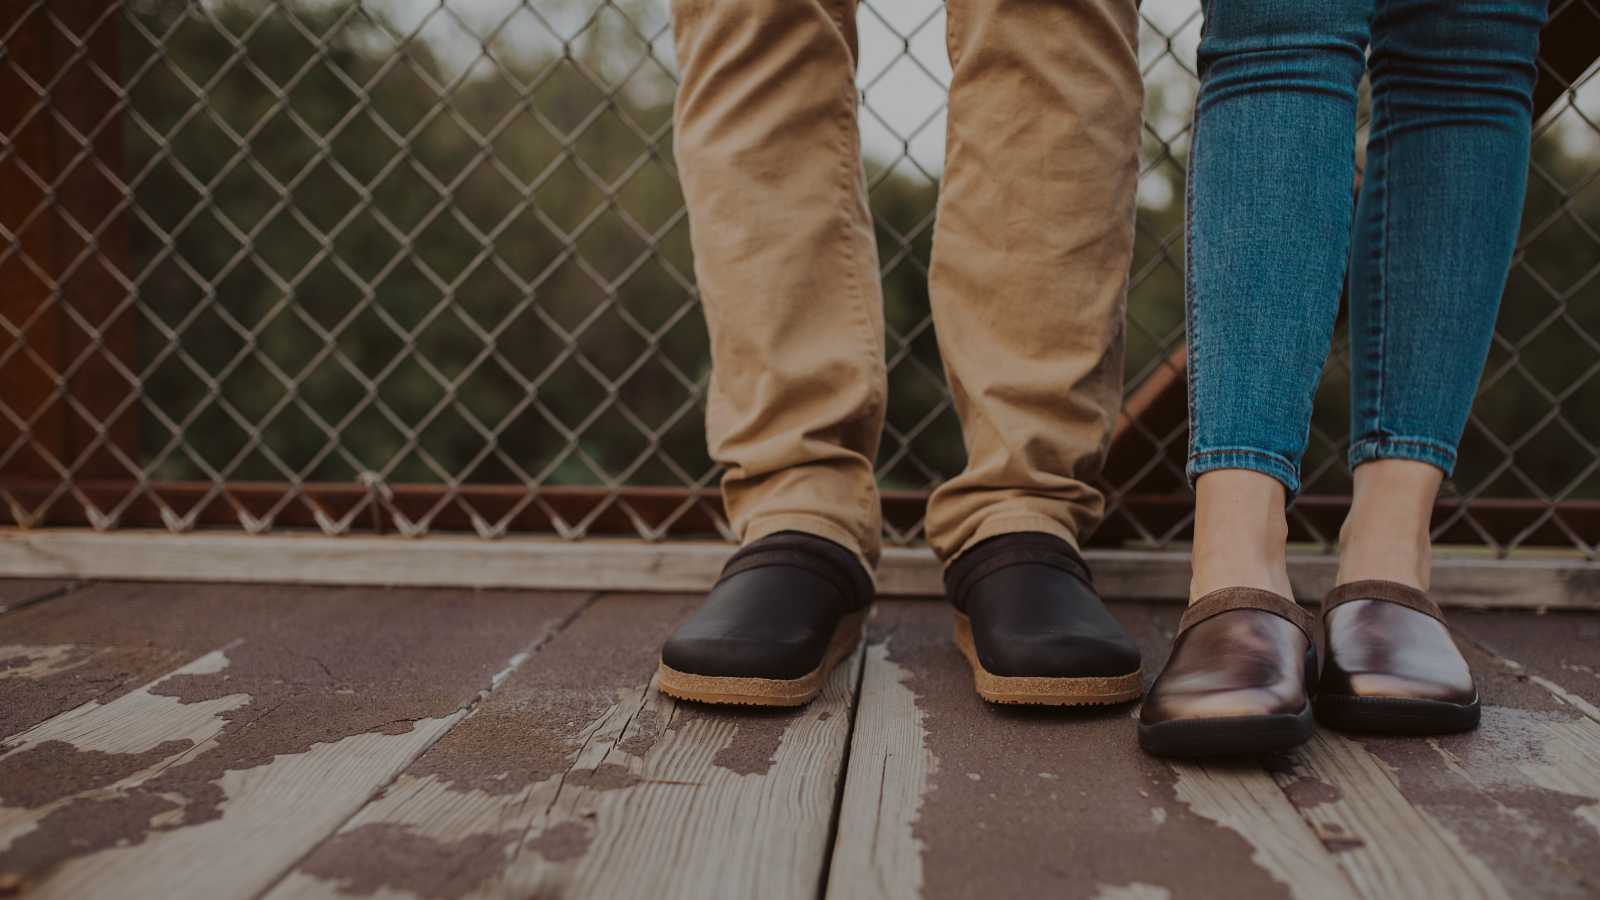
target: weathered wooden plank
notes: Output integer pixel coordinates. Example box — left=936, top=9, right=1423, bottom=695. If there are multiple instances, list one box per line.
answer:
left=0, top=582, right=588, bottom=898
left=4, top=532, right=1597, bottom=608
left=1451, top=610, right=1600, bottom=713
left=269, top=592, right=861, bottom=900
left=511, top=645, right=860, bottom=900
left=263, top=592, right=698, bottom=900
left=1272, top=621, right=1600, bottom=899
left=1165, top=758, right=1359, bottom=900
left=0, top=579, right=75, bottom=615
left=0, top=649, right=252, bottom=862
left=824, top=636, right=934, bottom=900
left=1269, top=732, right=1511, bottom=899
left=0, top=582, right=223, bottom=739
left=0, top=636, right=195, bottom=740
left=828, top=600, right=1355, bottom=900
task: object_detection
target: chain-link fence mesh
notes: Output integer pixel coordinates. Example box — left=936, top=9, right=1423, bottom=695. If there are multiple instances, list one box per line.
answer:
left=3, top=0, right=1598, bottom=554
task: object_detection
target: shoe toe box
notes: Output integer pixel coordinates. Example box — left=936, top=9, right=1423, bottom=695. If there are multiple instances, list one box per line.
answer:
left=1335, top=670, right=1476, bottom=705
left=1141, top=683, right=1305, bottom=724
left=660, top=564, right=844, bottom=680
left=661, top=630, right=821, bottom=680
left=1321, top=602, right=1477, bottom=705
left=975, top=626, right=1141, bottom=678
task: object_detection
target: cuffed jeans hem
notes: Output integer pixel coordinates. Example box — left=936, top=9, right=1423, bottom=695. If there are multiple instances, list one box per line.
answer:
left=1347, top=435, right=1456, bottom=476
left=744, top=513, right=878, bottom=583
left=944, top=512, right=1082, bottom=568
left=1187, top=448, right=1302, bottom=496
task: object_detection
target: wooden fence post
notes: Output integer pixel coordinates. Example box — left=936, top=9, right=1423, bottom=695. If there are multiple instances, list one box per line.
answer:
left=0, top=3, right=136, bottom=520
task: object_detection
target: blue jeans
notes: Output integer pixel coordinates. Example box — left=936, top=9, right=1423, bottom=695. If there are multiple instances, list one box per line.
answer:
left=1185, top=0, right=1546, bottom=495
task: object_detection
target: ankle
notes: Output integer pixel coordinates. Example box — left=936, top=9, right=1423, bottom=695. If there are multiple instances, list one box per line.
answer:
left=1189, top=471, right=1294, bottom=603
left=1336, top=515, right=1432, bottom=591
left=1190, top=535, right=1291, bottom=602
left=1337, top=459, right=1441, bottom=591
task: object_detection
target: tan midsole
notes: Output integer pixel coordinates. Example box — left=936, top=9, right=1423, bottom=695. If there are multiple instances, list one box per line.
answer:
left=656, top=610, right=867, bottom=707
left=953, top=611, right=1143, bottom=705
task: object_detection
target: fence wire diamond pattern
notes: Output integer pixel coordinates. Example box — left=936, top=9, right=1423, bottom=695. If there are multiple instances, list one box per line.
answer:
left=2, top=0, right=1597, bottom=556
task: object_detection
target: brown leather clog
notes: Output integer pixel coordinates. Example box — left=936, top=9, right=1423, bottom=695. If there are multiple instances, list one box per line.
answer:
left=1139, top=587, right=1317, bottom=757
left=1314, top=579, right=1479, bottom=734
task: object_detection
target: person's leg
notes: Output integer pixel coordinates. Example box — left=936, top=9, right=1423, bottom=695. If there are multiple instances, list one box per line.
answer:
left=671, top=0, right=885, bottom=571
left=659, top=0, right=881, bottom=706
left=930, top=0, right=1146, bottom=707
left=1338, top=0, right=1545, bottom=589
left=1316, top=0, right=1544, bottom=736
left=924, top=0, right=1142, bottom=562
left=1183, top=0, right=1375, bottom=602
left=1141, top=0, right=1375, bottom=757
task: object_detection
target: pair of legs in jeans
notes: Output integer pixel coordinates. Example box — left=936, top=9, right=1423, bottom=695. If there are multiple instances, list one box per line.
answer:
left=1147, top=0, right=1544, bottom=755
left=660, top=0, right=1544, bottom=755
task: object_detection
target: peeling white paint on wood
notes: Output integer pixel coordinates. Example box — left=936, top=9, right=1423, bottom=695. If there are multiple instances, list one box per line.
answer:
left=270, top=652, right=862, bottom=900
left=0, top=645, right=97, bottom=681
left=1, top=649, right=243, bottom=752
left=29, top=715, right=464, bottom=900
left=824, top=641, right=935, bottom=900
left=1169, top=760, right=1359, bottom=900
left=262, top=771, right=532, bottom=900
left=1093, top=882, right=1173, bottom=900
left=1, top=650, right=247, bottom=856
left=1414, top=706, right=1600, bottom=833
left=263, top=694, right=628, bottom=900
left=1278, top=733, right=1510, bottom=900
left=493, top=653, right=862, bottom=900
left=1492, top=709, right=1600, bottom=840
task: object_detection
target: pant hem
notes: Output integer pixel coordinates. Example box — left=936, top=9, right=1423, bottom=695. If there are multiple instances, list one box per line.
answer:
left=944, top=513, right=1081, bottom=568
left=1347, top=435, right=1456, bottom=476
left=744, top=513, right=877, bottom=582
left=1188, top=448, right=1302, bottom=496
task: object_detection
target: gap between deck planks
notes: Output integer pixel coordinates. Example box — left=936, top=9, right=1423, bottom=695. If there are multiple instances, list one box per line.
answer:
left=0, top=579, right=77, bottom=615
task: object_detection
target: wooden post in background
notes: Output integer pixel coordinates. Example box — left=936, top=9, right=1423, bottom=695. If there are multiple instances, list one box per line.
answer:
left=0, top=3, right=136, bottom=522
left=1, top=3, right=68, bottom=484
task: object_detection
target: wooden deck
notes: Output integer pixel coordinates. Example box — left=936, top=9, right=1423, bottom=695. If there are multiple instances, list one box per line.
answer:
left=1, top=579, right=1597, bottom=899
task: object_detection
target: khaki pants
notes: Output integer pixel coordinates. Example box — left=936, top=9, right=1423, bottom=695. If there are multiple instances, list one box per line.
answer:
left=671, top=0, right=1142, bottom=571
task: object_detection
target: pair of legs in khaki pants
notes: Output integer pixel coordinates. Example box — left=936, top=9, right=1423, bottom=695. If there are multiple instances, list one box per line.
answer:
left=658, top=0, right=1147, bottom=707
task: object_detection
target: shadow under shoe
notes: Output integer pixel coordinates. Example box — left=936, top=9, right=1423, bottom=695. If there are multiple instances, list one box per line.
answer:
left=1139, top=588, right=1317, bottom=758
left=657, top=531, right=872, bottom=707
left=944, top=532, right=1143, bottom=706
left=1314, top=580, right=1480, bottom=735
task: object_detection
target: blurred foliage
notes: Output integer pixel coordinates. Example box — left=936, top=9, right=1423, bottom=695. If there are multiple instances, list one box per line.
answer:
left=128, top=0, right=703, bottom=486
left=122, top=0, right=1599, bottom=505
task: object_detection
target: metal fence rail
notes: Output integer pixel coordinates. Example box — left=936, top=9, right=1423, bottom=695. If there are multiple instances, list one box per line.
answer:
left=2, top=0, right=1598, bottom=555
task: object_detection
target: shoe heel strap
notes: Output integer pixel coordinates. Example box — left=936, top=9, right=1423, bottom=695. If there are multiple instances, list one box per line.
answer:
left=1179, top=587, right=1314, bottom=640
left=720, top=536, right=870, bottom=610
left=943, top=535, right=1093, bottom=608
left=1322, top=579, right=1443, bottom=623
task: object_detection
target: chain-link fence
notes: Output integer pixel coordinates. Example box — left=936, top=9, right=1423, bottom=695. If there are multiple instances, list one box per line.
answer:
left=3, top=0, right=1598, bottom=555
